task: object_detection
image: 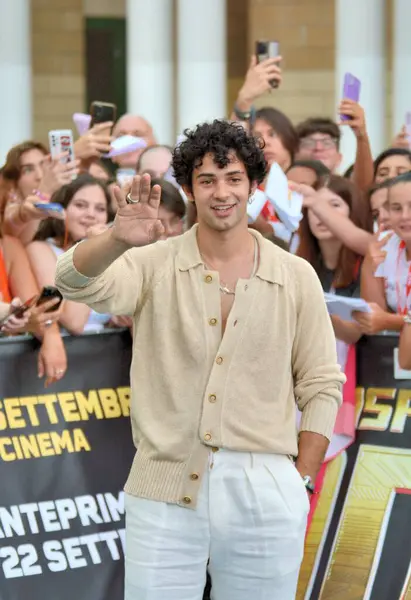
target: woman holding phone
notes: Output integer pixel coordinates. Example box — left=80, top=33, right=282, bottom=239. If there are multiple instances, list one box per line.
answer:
left=0, top=213, right=67, bottom=384
left=27, top=174, right=113, bottom=335
left=1, top=140, right=78, bottom=244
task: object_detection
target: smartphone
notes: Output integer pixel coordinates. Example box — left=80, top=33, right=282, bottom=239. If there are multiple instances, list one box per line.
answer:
left=0, top=296, right=37, bottom=326
left=341, top=73, right=361, bottom=121
left=90, top=101, right=117, bottom=133
left=36, top=286, right=63, bottom=313
left=256, top=40, right=280, bottom=88
left=49, top=129, right=76, bottom=173
left=34, top=202, right=65, bottom=215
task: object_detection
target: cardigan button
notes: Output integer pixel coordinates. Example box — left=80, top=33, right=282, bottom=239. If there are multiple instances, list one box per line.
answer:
left=182, top=496, right=192, bottom=504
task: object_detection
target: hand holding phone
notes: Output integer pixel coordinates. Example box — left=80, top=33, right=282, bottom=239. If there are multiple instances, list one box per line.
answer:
left=341, top=73, right=361, bottom=121
left=255, top=41, right=281, bottom=89
left=90, top=101, right=117, bottom=136
left=36, top=286, right=64, bottom=312
left=0, top=297, right=37, bottom=328
left=34, top=202, right=66, bottom=220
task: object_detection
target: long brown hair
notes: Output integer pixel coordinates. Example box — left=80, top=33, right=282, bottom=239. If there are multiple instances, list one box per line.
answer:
left=297, top=175, right=370, bottom=288
left=34, top=174, right=112, bottom=249
left=0, top=140, right=48, bottom=222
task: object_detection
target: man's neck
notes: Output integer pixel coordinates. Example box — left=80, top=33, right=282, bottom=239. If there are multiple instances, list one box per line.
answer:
left=318, top=239, right=342, bottom=270
left=196, top=221, right=253, bottom=264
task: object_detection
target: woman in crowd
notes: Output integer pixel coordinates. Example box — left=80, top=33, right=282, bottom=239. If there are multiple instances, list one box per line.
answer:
left=151, top=178, right=186, bottom=238
left=1, top=140, right=78, bottom=244
left=0, top=202, right=66, bottom=384
left=296, top=175, right=364, bottom=343
left=27, top=174, right=113, bottom=335
left=292, top=173, right=373, bottom=256
left=287, top=159, right=330, bottom=188
left=358, top=172, right=411, bottom=335
left=368, top=180, right=391, bottom=232
left=373, top=148, right=411, bottom=184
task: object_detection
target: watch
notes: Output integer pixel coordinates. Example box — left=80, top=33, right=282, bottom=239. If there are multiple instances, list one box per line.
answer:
left=302, top=474, right=315, bottom=495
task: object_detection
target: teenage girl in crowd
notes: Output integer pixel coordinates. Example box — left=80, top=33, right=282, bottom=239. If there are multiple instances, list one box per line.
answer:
left=359, top=172, right=411, bottom=335
left=26, top=174, right=114, bottom=335
left=0, top=187, right=66, bottom=383
left=0, top=141, right=78, bottom=245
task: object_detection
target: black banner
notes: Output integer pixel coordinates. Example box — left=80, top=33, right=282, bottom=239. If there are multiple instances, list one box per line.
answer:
left=2, top=332, right=410, bottom=600
left=297, top=334, right=411, bottom=600
left=0, top=331, right=135, bottom=600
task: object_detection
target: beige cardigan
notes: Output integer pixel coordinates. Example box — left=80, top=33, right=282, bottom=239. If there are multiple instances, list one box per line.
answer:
left=55, top=225, right=345, bottom=508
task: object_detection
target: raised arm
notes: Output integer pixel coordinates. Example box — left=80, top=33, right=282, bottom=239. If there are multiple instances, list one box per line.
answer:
left=55, top=174, right=166, bottom=316
left=338, top=100, right=374, bottom=192
left=290, top=182, right=373, bottom=255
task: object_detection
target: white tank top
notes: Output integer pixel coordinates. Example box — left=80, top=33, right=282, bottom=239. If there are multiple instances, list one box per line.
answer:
left=47, top=239, right=111, bottom=333
left=376, top=233, right=411, bottom=314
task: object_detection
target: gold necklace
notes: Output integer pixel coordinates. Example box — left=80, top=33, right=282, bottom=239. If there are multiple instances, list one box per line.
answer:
left=202, top=239, right=259, bottom=295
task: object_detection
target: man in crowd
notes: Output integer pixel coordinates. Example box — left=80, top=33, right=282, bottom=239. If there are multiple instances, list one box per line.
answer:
left=136, top=144, right=173, bottom=179
left=112, top=113, right=157, bottom=170
left=56, top=119, right=344, bottom=600
left=296, top=117, right=342, bottom=172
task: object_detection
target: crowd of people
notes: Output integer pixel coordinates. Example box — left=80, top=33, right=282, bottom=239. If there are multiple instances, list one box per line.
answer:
left=1, top=52, right=410, bottom=383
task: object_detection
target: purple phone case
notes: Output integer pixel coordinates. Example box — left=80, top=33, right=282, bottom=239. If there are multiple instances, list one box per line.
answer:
left=341, top=73, right=361, bottom=121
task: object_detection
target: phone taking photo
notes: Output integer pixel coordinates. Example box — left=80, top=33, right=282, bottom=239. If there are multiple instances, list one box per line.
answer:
left=0, top=296, right=37, bottom=327
left=49, top=129, right=76, bottom=180
left=341, top=73, right=361, bottom=121
left=36, top=286, right=63, bottom=312
left=34, top=202, right=65, bottom=219
left=0, top=287, right=63, bottom=328
left=90, top=101, right=117, bottom=134
left=256, top=40, right=280, bottom=88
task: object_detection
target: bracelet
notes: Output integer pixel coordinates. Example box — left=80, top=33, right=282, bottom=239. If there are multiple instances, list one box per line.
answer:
left=404, top=311, right=411, bottom=325
left=32, top=189, right=50, bottom=202
left=233, top=102, right=256, bottom=122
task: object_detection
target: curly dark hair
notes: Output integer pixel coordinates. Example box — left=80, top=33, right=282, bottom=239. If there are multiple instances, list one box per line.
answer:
left=172, top=119, right=267, bottom=192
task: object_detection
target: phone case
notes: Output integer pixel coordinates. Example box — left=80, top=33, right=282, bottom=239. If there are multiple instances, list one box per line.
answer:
left=34, top=202, right=64, bottom=213
left=341, top=73, right=361, bottom=121
left=256, top=41, right=280, bottom=88
left=48, top=129, right=75, bottom=164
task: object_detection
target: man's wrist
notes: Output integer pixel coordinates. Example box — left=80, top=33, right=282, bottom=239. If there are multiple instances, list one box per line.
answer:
left=108, top=228, right=132, bottom=254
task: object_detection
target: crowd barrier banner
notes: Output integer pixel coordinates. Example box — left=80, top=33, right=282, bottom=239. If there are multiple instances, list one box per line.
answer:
left=0, top=331, right=135, bottom=600
left=297, top=333, right=411, bottom=600
left=1, top=332, right=410, bottom=600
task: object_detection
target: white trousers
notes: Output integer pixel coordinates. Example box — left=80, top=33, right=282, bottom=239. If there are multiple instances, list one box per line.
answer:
left=124, top=450, right=309, bottom=600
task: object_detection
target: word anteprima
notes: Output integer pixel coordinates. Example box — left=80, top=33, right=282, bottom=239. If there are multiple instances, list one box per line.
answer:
left=0, top=492, right=125, bottom=579
left=0, top=388, right=131, bottom=462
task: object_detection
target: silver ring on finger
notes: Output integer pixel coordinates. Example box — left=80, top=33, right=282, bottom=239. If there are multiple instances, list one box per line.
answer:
left=56, top=368, right=64, bottom=375
left=126, top=193, right=140, bottom=205
left=45, top=319, right=53, bottom=327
